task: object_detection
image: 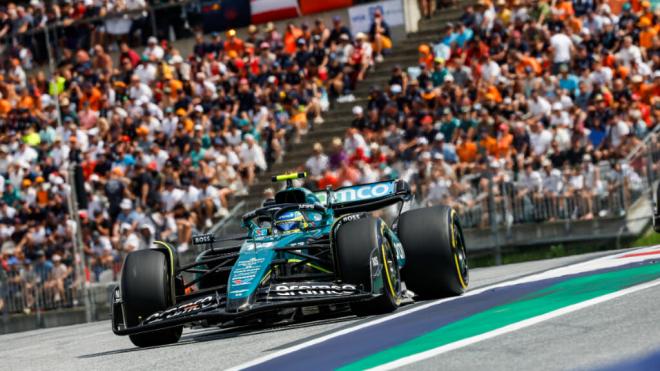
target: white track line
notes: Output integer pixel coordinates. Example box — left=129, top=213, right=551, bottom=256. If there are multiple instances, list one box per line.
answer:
left=229, top=246, right=660, bottom=370
left=369, top=278, right=660, bottom=370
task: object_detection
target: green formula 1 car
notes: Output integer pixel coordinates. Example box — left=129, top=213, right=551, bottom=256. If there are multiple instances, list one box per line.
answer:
left=111, top=172, right=469, bottom=347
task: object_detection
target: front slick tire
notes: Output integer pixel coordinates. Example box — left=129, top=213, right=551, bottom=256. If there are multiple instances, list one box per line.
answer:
left=121, top=249, right=183, bottom=347
left=398, top=206, right=469, bottom=298
left=335, top=216, right=400, bottom=316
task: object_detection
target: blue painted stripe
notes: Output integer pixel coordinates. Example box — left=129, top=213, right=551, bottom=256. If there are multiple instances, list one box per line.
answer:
left=244, top=262, right=652, bottom=371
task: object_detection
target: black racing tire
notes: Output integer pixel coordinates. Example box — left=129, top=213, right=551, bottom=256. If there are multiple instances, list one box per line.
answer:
left=120, top=249, right=183, bottom=347
left=398, top=205, right=469, bottom=298
left=335, top=216, right=400, bottom=316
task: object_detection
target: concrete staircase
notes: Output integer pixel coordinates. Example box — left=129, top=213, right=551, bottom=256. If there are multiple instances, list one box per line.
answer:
left=230, top=5, right=469, bottom=211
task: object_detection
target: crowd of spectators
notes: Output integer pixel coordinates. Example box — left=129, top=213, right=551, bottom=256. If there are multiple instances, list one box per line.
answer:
left=0, top=7, right=395, bottom=312
left=305, top=0, right=658, bottom=228
left=0, top=0, right=193, bottom=69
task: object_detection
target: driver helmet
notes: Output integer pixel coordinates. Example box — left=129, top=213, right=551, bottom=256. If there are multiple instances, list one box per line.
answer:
left=274, top=210, right=307, bottom=233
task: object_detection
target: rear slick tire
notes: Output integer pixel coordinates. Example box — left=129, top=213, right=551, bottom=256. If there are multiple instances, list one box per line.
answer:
left=398, top=206, right=469, bottom=298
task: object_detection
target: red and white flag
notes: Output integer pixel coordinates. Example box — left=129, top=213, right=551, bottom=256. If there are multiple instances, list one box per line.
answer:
left=250, top=0, right=299, bottom=24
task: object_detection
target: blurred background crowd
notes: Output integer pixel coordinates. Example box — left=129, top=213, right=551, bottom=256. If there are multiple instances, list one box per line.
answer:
left=0, top=0, right=657, bottom=315
left=304, top=0, right=658, bottom=228
left=0, top=0, right=391, bottom=313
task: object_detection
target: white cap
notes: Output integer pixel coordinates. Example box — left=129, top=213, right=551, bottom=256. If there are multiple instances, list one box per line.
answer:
left=140, top=224, right=155, bottom=234
left=120, top=223, right=132, bottom=231
left=444, top=74, right=454, bottom=82
left=148, top=36, right=158, bottom=44
left=552, top=102, right=563, bottom=111
left=417, top=137, right=429, bottom=145
left=434, top=132, right=445, bottom=142
left=352, top=105, right=363, bottom=115
left=120, top=198, right=132, bottom=210
left=421, top=151, right=431, bottom=160
left=169, top=55, right=183, bottom=64
left=433, top=152, right=444, bottom=160
left=390, top=84, right=402, bottom=94
left=194, top=105, right=204, bottom=113
left=194, top=124, right=203, bottom=131
left=40, top=94, right=53, bottom=108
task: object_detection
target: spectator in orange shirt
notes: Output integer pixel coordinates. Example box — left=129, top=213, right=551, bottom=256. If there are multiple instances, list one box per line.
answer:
left=82, top=83, right=103, bottom=111
left=284, top=23, right=303, bottom=55
left=456, top=133, right=478, bottom=163
left=496, top=124, right=514, bottom=158
left=0, top=93, right=10, bottom=116
left=16, top=86, right=35, bottom=112
left=224, top=29, right=245, bottom=56
left=515, top=52, right=542, bottom=75
left=638, top=18, right=656, bottom=50
left=479, top=127, right=498, bottom=157
left=418, top=44, right=434, bottom=69
left=553, top=0, right=574, bottom=20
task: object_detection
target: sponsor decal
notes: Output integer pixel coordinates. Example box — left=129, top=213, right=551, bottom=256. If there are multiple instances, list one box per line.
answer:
left=271, top=283, right=357, bottom=296
left=254, top=228, right=268, bottom=237
left=192, top=233, right=214, bottom=245
left=144, top=295, right=216, bottom=323
left=316, top=182, right=394, bottom=205
left=230, top=257, right=265, bottom=286
left=342, top=213, right=363, bottom=222
left=298, top=204, right=315, bottom=209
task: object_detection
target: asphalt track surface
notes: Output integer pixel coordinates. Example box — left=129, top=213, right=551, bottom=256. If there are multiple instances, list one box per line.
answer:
left=2, top=249, right=660, bottom=371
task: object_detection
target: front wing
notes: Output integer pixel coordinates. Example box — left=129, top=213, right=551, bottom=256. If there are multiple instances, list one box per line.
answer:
left=112, top=282, right=374, bottom=336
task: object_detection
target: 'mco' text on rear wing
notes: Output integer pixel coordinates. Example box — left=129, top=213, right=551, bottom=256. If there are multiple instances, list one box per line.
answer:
left=314, top=179, right=412, bottom=215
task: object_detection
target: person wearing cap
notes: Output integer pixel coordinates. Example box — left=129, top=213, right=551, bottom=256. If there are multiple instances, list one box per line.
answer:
left=418, top=44, right=434, bottom=69
left=558, top=63, right=579, bottom=95
left=48, top=253, right=70, bottom=304
left=193, top=33, right=211, bottom=58
left=615, top=36, right=641, bottom=69
left=438, top=108, right=460, bottom=142
left=368, top=8, right=392, bottom=63
left=312, top=18, right=330, bottom=45
left=224, top=29, right=245, bottom=55
left=329, top=16, right=352, bottom=45
left=245, top=24, right=261, bottom=50
left=305, top=142, right=329, bottom=183
left=351, top=105, right=367, bottom=130
left=143, top=36, right=164, bottom=61
left=238, top=134, right=266, bottom=185
left=431, top=57, right=448, bottom=87
left=351, top=32, right=373, bottom=82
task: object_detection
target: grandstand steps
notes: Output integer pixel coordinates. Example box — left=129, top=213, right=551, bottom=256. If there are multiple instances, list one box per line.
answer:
left=223, top=6, right=468, bottom=216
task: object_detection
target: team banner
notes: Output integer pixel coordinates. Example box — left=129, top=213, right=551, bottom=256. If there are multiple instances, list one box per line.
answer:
left=251, top=0, right=300, bottom=24
left=347, top=0, right=403, bottom=35
left=298, top=0, right=353, bottom=15
left=200, top=0, right=251, bottom=33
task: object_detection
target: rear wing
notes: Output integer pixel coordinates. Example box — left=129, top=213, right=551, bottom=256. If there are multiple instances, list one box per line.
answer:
left=314, top=179, right=412, bottom=215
